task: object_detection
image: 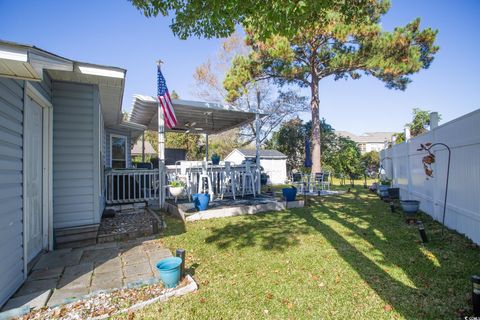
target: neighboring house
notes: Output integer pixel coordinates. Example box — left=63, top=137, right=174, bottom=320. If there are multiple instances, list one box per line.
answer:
left=131, top=140, right=187, bottom=165
left=131, top=139, right=156, bottom=161
left=336, top=131, right=395, bottom=153
left=225, top=149, right=288, bottom=184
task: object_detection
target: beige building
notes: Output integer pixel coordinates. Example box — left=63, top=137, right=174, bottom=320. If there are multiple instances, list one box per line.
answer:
left=336, top=131, right=395, bottom=154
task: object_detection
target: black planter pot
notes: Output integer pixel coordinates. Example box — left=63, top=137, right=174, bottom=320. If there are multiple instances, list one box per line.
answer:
left=387, top=188, right=400, bottom=199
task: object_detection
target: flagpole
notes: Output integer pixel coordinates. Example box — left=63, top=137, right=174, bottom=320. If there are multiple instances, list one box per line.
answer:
left=157, top=60, right=166, bottom=209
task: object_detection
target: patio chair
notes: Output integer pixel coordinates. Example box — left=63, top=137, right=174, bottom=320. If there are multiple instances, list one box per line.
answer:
left=242, top=161, right=256, bottom=197
left=176, top=161, right=194, bottom=201
left=321, top=172, right=331, bottom=191
left=312, top=172, right=324, bottom=194
left=198, top=161, right=214, bottom=198
left=220, top=161, right=236, bottom=200
left=292, top=172, right=302, bottom=182
left=292, top=173, right=304, bottom=193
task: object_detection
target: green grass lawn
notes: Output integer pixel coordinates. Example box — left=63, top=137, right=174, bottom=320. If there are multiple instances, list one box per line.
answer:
left=119, top=187, right=479, bottom=319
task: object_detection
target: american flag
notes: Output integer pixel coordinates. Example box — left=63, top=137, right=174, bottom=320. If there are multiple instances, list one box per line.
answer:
left=157, top=66, right=177, bottom=129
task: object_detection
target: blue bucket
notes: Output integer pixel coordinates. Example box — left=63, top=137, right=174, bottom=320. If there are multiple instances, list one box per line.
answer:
left=192, top=193, right=210, bottom=211
left=156, top=257, right=182, bottom=288
left=282, top=187, right=297, bottom=202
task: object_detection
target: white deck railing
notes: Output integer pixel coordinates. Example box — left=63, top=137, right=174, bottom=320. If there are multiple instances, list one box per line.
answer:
left=165, top=163, right=260, bottom=198
left=105, top=169, right=160, bottom=204
left=104, top=163, right=260, bottom=205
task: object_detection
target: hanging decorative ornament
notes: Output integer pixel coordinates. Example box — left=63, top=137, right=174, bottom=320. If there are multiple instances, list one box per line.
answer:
left=419, top=143, right=435, bottom=178
left=417, top=142, right=452, bottom=237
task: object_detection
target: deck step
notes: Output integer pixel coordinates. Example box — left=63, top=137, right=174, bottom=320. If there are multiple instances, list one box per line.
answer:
left=54, top=224, right=99, bottom=249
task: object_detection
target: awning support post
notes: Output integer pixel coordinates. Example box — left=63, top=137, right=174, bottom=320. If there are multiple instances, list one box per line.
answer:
left=255, top=102, right=261, bottom=194
left=142, top=131, right=145, bottom=162
left=158, top=103, right=165, bottom=209
left=205, top=133, right=209, bottom=161
left=157, top=61, right=166, bottom=209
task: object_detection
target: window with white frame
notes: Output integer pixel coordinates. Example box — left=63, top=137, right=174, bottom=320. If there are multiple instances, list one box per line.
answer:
left=111, top=134, right=127, bottom=169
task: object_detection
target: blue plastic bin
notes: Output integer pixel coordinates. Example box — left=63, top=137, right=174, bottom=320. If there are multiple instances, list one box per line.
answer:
left=156, top=257, right=182, bottom=288
left=192, top=193, right=210, bottom=211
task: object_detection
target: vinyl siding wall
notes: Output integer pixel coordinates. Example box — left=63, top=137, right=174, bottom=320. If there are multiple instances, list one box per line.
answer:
left=0, top=78, right=25, bottom=306
left=260, top=158, right=287, bottom=185
left=224, top=150, right=245, bottom=165
left=99, top=112, right=105, bottom=214
left=52, top=81, right=101, bottom=229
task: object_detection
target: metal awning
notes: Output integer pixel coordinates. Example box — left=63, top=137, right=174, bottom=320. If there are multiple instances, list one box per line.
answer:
left=130, top=95, right=261, bottom=134
left=0, top=40, right=127, bottom=128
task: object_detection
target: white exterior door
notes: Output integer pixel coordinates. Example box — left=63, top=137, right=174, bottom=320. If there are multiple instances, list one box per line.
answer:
left=25, top=97, right=44, bottom=262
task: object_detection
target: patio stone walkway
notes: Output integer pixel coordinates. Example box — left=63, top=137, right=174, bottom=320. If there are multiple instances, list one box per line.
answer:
left=2, top=237, right=172, bottom=311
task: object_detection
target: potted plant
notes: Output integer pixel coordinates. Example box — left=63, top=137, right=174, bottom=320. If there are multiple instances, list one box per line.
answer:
left=400, top=200, right=420, bottom=216
left=282, top=186, right=297, bottom=202
left=211, top=153, right=220, bottom=165
left=169, top=180, right=185, bottom=199
left=192, top=193, right=210, bottom=211
left=379, top=178, right=392, bottom=186
left=377, top=178, right=391, bottom=198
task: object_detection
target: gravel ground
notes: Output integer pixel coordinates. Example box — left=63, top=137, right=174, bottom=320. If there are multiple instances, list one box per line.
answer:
left=17, top=282, right=170, bottom=320
left=98, top=209, right=157, bottom=238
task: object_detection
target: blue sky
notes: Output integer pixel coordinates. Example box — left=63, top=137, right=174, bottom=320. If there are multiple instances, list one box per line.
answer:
left=1, top=0, right=479, bottom=134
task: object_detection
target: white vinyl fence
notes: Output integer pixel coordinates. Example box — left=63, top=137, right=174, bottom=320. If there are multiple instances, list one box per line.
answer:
left=380, top=109, right=480, bottom=244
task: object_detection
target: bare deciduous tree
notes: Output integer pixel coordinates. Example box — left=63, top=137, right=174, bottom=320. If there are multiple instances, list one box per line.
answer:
left=193, top=33, right=308, bottom=146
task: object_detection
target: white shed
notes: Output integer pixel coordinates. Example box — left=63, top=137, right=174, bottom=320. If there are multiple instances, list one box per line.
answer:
left=225, top=149, right=288, bottom=185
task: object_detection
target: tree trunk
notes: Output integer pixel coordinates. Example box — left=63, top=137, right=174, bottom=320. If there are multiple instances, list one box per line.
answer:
left=310, top=74, right=322, bottom=174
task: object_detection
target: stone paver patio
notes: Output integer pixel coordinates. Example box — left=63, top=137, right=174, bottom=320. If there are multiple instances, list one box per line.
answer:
left=2, top=237, right=171, bottom=311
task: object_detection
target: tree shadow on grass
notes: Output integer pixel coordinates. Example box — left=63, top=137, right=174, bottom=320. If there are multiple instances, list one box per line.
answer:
left=204, top=188, right=479, bottom=318
left=159, top=215, right=187, bottom=238
left=300, top=207, right=426, bottom=318
left=205, top=211, right=312, bottom=251
left=303, top=189, right=479, bottom=318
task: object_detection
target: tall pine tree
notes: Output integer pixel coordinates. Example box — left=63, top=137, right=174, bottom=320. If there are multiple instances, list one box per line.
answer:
left=224, top=1, right=438, bottom=173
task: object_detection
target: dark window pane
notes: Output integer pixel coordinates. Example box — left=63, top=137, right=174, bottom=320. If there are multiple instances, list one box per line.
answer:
left=112, top=136, right=126, bottom=167
left=112, top=160, right=126, bottom=169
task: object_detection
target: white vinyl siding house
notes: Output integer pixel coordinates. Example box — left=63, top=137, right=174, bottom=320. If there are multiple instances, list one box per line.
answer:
left=0, top=40, right=144, bottom=307
left=225, top=149, right=288, bottom=184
